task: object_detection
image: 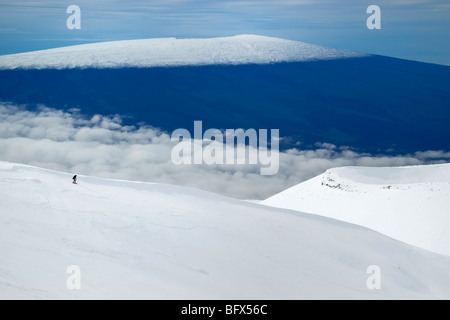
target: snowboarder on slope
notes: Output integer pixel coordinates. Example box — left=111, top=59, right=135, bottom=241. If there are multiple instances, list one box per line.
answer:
left=72, top=175, right=77, bottom=184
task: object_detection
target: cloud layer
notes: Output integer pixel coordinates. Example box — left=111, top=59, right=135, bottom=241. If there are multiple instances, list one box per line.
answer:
left=1, top=103, right=449, bottom=199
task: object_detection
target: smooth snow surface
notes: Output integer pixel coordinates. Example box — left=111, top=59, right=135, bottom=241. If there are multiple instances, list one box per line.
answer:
left=263, top=164, right=450, bottom=256
left=1, top=161, right=450, bottom=299
left=0, top=35, right=366, bottom=69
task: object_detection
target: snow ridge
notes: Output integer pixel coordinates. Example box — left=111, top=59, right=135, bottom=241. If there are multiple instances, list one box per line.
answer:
left=263, top=164, right=450, bottom=256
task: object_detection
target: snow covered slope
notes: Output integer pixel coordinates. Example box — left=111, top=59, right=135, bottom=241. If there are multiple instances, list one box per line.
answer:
left=0, top=35, right=365, bottom=69
left=263, top=164, right=450, bottom=256
left=1, top=161, right=450, bottom=299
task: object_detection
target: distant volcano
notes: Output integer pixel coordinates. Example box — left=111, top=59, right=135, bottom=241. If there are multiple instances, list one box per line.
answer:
left=0, top=35, right=449, bottom=153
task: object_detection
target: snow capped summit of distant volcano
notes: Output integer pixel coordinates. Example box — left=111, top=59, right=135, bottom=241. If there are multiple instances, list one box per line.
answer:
left=0, top=35, right=367, bottom=70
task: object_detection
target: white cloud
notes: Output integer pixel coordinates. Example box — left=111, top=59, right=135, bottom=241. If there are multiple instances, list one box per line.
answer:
left=0, top=103, right=448, bottom=199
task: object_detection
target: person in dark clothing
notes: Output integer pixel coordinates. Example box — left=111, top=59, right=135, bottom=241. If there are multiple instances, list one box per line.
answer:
left=72, top=175, right=77, bottom=184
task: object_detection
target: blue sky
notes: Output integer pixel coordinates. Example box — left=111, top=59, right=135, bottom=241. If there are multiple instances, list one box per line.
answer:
left=0, top=0, right=449, bottom=65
